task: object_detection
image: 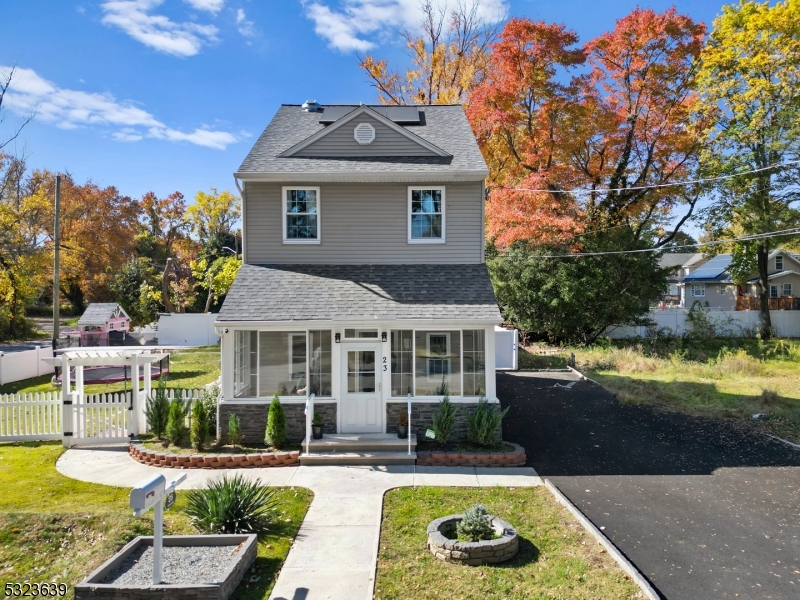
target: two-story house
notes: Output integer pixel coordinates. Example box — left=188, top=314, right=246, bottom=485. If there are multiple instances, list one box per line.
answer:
left=214, top=102, right=503, bottom=458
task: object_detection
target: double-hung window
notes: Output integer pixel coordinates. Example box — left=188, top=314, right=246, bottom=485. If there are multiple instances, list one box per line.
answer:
left=783, top=283, right=792, bottom=296
left=775, top=255, right=784, bottom=271
left=283, top=187, right=320, bottom=243
left=770, top=285, right=779, bottom=298
left=408, top=187, right=445, bottom=243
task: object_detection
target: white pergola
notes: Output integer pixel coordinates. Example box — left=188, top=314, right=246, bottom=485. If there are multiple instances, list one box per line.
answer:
left=44, top=347, right=170, bottom=438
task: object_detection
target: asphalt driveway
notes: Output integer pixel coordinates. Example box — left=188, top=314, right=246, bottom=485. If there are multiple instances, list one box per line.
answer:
left=499, top=371, right=800, bottom=600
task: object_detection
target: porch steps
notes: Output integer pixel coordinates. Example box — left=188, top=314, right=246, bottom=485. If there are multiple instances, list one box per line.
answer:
left=300, top=433, right=417, bottom=465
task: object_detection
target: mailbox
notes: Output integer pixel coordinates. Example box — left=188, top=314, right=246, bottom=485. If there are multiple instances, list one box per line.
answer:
left=130, top=474, right=166, bottom=515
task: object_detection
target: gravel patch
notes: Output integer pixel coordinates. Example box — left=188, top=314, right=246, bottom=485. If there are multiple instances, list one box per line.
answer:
left=103, top=544, right=243, bottom=585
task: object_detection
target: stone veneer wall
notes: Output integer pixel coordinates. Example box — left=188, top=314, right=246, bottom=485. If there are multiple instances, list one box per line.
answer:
left=386, top=401, right=502, bottom=443
left=218, top=401, right=337, bottom=443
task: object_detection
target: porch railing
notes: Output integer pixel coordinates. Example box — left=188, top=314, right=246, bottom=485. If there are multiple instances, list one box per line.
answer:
left=736, top=296, right=799, bottom=311
left=304, top=393, right=315, bottom=455
left=407, top=392, right=412, bottom=456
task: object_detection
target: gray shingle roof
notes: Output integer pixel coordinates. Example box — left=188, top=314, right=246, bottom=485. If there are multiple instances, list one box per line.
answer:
left=658, top=253, right=696, bottom=269
left=236, top=105, right=489, bottom=177
left=217, top=264, right=501, bottom=322
left=78, top=303, right=127, bottom=327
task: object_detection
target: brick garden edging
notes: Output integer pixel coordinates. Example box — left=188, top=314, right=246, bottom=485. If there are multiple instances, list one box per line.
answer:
left=415, top=442, right=526, bottom=467
left=427, top=514, right=519, bottom=565
left=129, top=442, right=299, bottom=469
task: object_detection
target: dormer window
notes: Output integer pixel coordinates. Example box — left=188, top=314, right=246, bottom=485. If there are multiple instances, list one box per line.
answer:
left=775, top=255, right=783, bottom=271
left=283, top=187, right=320, bottom=243
left=408, top=187, right=445, bottom=243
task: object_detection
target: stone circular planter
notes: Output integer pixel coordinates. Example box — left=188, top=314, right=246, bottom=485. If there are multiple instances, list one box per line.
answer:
left=427, top=514, right=518, bottom=566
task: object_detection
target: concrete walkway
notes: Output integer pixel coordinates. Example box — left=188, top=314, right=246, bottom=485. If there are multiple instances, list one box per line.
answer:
left=57, top=447, right=541, bottom=600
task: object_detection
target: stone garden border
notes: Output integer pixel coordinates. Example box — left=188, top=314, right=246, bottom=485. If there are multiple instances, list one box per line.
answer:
left=416, top=442, right=526, bottom=467
left=427, top=514, right=519, bottom=565
left=129, top=442, right=299, bottom=469
left=75, top=534, right=257, bottom=600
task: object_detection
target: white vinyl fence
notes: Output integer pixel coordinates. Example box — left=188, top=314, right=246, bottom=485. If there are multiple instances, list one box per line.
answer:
left=0, top=387, right=208, bottom=444
left=607, top=308, right=800, bottom=339
left=0, top=392, right=62, bottom=441
left=495, top=326, right=519, bottom=370
left=157, top=313, right=220, bottom=346
left=0, top=346, right=54, bottom=385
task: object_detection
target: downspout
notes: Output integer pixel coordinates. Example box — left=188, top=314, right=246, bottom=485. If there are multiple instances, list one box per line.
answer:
left=234, top=176, right=247, bottom=264
left=481, top=180, right=486, bottom=263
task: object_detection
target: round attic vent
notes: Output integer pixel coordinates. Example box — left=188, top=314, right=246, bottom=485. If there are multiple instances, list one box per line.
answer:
left=354, top=122, right=375, bottom=145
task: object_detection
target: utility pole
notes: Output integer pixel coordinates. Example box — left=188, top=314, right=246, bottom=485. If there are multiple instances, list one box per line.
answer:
left=52, top=174, right=61, bottom=351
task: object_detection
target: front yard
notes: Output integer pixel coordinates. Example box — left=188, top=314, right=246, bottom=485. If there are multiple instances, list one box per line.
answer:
left=375, top=487, right=641, bottom=600
left=520, top=339, right=800, bottom=443
left=0, top=442, right=312, bottom=599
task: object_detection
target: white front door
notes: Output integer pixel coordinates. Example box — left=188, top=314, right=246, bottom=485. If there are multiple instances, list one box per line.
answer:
left=341, top=343, right=382, bottom=433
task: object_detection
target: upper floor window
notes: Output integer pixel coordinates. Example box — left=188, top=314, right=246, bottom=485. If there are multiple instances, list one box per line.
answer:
left=408, top=187, right=445, bottom=243
left=283, top=187, right=320, bottom=243
left=775, top=255, right=783, bottom=271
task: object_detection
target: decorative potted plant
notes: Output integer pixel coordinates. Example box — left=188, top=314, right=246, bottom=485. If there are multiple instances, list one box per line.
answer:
left=312, top=411, right=324, bottom=439
left=396, top=408, right=408, bottom=439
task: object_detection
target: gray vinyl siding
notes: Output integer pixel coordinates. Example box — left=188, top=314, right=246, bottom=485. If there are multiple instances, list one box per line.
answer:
left=244, top=181, right=483, bottom=264
left=291, top=114, right=439, bottom=158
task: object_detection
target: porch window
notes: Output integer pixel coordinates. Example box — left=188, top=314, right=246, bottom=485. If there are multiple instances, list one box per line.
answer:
left=390, top=330, right=413, bottom=396
left=234, top=331, right=257, bottom=398
left=462, top=330, right=486, bottom=396
left=415, top=330, right=461, bottom=395
left=783, top=283, right=792, bottom=296
left=408, top=187, right=445, bottom=243
left=283, top=187, right=320, bottom=243
left=309, top=330, right=332, bottom=396
left=770, top=285, right=779, bottom=298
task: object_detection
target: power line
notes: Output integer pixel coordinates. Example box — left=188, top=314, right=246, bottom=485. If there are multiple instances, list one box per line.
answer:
left=511, top=228, right=800, bottom=259
left=500, top=159, right=800, bottom=195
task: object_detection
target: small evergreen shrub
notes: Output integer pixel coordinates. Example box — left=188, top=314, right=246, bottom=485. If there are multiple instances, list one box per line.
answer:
left=145, top=376, right=170, bottom=439
left=265, top=394, right=287, bottom=449
left=396, top=408, right=408, bottom=427
left=190, top=400, right=209, bottom=451
left=201, top=384, right=219, bottom=438
left=457, top=503, right=494, bottom=542
left=166, top=398, right=189, bottom=446
left=185, top=473, right=277, bottom=534
left=311, top=411, right=323, bottom=427
left=467, top=397, right=509, bottom=447
left=227, top=414, right=243, bottom=448
left=431, top=387, right=457, bottom=444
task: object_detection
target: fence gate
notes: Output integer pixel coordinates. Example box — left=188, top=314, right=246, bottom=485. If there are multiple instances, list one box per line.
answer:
left=64, top=391, right=131, bottom=445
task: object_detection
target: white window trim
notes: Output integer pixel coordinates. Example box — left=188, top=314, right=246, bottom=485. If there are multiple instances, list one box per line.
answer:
left=770, top=284, right=779, bottom=298
left=282, top=186, right=321, bottom=244
left=775, top=255, right=784, bottom=271
left=783, top=283, right=792, bottom=296
left=691, top=284, right=705, bottom=297
left=408, top=186, right=446, bottom=244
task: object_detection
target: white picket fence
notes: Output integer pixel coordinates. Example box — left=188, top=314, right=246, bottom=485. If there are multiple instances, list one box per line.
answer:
left=0, top=388, right=207, bottom=444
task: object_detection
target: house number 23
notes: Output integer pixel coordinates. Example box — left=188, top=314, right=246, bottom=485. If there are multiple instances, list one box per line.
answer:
left=383, top=356, right=387, bottom=371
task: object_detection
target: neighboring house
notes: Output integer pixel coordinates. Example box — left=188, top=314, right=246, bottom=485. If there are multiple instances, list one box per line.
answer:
left=657, top=253, right=696, bottom=304
left=77, top=303, right=131, bottom=346
left=215, top=102, right=502, bottom=449
left=675, top=249, right=800, bottom=310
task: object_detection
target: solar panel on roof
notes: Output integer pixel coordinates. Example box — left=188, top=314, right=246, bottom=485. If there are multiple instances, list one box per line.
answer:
left=317, top=105, right=421, bottom=124
left=682, top=254, right=732, bottom=280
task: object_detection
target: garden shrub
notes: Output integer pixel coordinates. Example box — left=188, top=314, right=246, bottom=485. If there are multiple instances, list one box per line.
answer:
left=456, top=503, right=494, bottom=542
left=145, top=376, right=170, bottom=439
left=227, top=414, right=243, bottom=448
left=166, top=398, right=189, bottom=446
left=184, top=473, right=277, bottom=534
left=467, top=397, right=509, bottom=447
left=431, top=387, right=457, bottom=444
left=190, top=400, right=209, bottom=451
left=265, top=393, right=287, bottom=449
left=201, top=384, right=219, bottom=438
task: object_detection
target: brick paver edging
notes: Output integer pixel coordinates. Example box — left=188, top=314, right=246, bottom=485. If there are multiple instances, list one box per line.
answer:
left=427, top=514, right=519, bottom=565
left=129, top=442, right=299, bottom=469
left=416, top=442, right=526, bottom=467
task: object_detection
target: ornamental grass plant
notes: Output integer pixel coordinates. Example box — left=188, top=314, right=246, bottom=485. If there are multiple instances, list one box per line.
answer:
left=184, top=473, right=278, bottom=535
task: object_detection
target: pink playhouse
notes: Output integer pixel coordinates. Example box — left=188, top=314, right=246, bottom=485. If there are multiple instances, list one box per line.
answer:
left=78, top=303, right=131, bottom=346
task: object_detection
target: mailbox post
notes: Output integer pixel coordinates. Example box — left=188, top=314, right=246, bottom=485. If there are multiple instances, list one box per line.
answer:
left=130, top=473, right=186, bottom=584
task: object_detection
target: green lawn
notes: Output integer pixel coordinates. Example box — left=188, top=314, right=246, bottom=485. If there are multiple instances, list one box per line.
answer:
left=520, top=338, right=800, bottom=443
left=0, top=346, right=221, bottom=395
left=375, top=487, right=640, bottom=600
left=0, top=441, right=312, bottom=599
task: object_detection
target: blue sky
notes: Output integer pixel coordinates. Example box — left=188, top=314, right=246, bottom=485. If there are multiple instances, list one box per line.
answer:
left=1, top=0, right=724, bottom=203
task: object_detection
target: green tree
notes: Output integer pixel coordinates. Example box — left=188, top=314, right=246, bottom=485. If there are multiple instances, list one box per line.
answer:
left=264, top=394, right=287, bottom=450
left=110, top=257, right=160, bottom=326
left=695, top=0, right=800, bottom=338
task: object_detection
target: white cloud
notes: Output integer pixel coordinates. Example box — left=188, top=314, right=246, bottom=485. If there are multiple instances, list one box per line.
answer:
left=1, top=66, right=240, bottom=150
left=235, top=8, right=256, bottom=38
left=101, top=0, right=219, bottom=57
left=303, top=0, right=508, bottom=52
left=184, top=0, right=225, bottom=13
